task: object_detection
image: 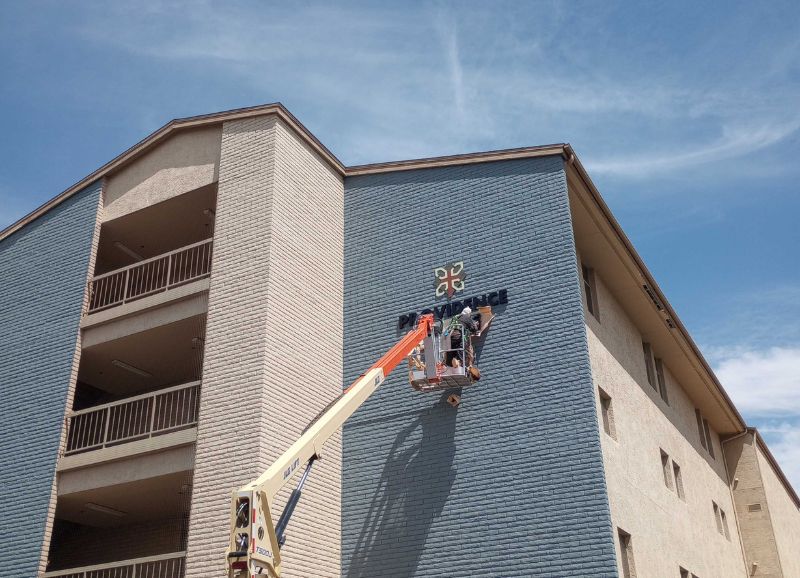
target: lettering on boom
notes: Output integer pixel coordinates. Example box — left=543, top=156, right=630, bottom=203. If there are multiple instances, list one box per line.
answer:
left=398, top=289, right=508, bottom=330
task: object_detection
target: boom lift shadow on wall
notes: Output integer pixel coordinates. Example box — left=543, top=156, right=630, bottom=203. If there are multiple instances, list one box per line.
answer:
left=226, top=307, right=494, bottom=578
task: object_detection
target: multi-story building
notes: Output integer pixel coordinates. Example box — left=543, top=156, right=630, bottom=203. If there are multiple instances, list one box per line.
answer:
left=0, top=103, right=797, bottom=578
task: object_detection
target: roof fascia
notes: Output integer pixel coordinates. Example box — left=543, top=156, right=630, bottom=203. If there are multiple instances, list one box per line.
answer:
left=564, top=146, right=747, bottom=432
left=752, top=428, right=800, bottom=509
left=0, top=102, right=750, bottom=437
left=0, top=103, right=345, bottom=242
left=345, top=144, right=567, bottom=176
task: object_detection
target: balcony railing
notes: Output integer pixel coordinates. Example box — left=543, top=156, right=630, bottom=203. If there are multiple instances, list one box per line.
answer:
left=44, top=552, right=186, bottom=578
left=65, top=381, right=200, bottom=455
left=88, top=239, right=213, bottom=313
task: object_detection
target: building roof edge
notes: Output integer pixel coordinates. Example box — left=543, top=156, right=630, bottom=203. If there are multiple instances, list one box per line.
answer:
left=345, top=144, right=568, bottom=176
left=0, top=106, right=779, bottom=449
left=751, top=428, right=800, bottom=509
left=0, top=103, right=346, bottom=242
left=564, top=145, right=748, bottom=433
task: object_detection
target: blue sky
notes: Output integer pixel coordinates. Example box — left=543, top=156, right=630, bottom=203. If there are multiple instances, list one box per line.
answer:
left=1, top=1, right=799, bottom=486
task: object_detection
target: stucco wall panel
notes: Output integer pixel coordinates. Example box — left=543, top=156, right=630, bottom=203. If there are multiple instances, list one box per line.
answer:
left=104, top=126, right=221, bottom=221
left=0, top=181, right=101, bottom=578
left=586, top=271, right=747, bottom=577
left=342, top=157, right=618, bottom=577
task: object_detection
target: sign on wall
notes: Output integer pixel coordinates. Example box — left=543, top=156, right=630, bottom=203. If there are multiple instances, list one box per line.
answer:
left=434, top=261, right=466, bottom=298
left=397, top=261, right=507, bottom=330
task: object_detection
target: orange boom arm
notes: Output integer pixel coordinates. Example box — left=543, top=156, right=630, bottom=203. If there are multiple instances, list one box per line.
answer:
left=227, top=314, right=435, bottom=578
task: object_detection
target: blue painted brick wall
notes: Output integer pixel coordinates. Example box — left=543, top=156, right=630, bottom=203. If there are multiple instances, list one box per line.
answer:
left=342, top=157, right=618, bottom=577
left=0, top=182, right=100, bottom=578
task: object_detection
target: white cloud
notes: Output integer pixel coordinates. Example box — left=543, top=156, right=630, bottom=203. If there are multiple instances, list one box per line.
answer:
left=752, top=421, right=800, bottom=494
left=713, top=346, right=800, bottom=416
left=711, top=347, right=800, bottom=491
left=435, top=15, right=465, bottom=121
left=585, top=120, right=800, bottom=177
left=71, top=1, right=800, bottom=175
left=698, top=287, right=800, bottom=353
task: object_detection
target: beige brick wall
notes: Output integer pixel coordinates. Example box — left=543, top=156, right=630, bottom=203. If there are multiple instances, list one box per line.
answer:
left=756, top=439, right=800, bottom=576
left=258, top=118, right=343, bottom=577
left=185, top=114, right=343, bottom=577
left=724, top=433, right=782, bottom=577
left=585, top=269, right=748, bottom=577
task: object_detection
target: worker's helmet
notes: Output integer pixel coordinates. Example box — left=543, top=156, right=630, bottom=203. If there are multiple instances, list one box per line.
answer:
left=461, top=306, right=472, bottom=316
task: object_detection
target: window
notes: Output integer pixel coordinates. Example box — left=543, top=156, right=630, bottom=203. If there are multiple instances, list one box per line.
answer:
left=713, top=501, right=723, bottom=534
left=682, top=566, right=700, bottom=577
left=599, top=387, right=616, bottom=439
left=661, top=449, right=674, bottom=490
left=655, top=357, right=669, bottom=404
left=695, top=409, right=707, bottom=450
left=672, top=460, right=685, bottom=500
left=618, top=528, right=637, bottom=578
left=720, top=508, right=730, bottom=539
left=712, top=501, right=730, bottom=539
left=582, top=264, right=599, bottom=320
left=703, top=418, right=716, bottom=459
left=642, top=342, right=656, bottom=390
left=695, top=409, right=715, bottom=458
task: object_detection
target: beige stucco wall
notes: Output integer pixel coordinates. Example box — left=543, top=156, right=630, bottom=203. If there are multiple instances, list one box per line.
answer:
left=184, top=114, right=343, bottom=577
left=585, top=268, right=748, bottom=577
left=58, top=444, right=195, bottom=495
left=103, top=126, right=221, bottom=221
left=81, top=289, right=208, bottom=348
left=757, top=442, right=800, bottom=576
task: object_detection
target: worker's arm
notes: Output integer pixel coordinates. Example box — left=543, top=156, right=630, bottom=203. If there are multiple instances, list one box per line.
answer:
left=226, top=314, right=434, bottom=578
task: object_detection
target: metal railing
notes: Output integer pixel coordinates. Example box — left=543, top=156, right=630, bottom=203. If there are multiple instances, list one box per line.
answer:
left=65, top=382, right=201, bottom=455
left=44, top=552, right=186, bottom=578
left=88, top=239, right=213, bottom=313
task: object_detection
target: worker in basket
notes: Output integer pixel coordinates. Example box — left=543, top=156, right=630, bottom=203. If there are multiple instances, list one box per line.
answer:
left=446, top=307, right=482, bottom=381
left=459, top=306, right=482, bottom=334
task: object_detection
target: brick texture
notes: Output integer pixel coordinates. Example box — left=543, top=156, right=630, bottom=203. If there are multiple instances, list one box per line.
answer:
left=38, top=181, right=103, bottom=577
left=725, top=433, right=783, bottom=577
left=185, top=115, right=343, bottom=577
left=0, top=181, right=101, bottom=578
left=341, top=157, right=618, bottom=577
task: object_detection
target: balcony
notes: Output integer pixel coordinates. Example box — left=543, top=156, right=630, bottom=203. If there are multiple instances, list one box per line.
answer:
left=65, top=381, right=200, bottom=456
left=44, top=552, right=185, bottom=578
left=87, top=239, right=212, bottom=314
left=48, top=459, right=192, bottom=575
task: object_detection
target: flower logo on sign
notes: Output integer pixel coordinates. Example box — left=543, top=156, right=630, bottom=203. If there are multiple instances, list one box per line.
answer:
left=434, top=261, right=466, bottom=298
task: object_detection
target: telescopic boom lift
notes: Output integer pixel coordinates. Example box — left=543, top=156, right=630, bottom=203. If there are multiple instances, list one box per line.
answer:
left=226, top=314, right=437, bottom=578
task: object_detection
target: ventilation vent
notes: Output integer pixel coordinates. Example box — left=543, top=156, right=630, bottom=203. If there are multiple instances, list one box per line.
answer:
left=642, top=284, right=664, bottom=311
left=747, top=503, right=762, bottom=512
